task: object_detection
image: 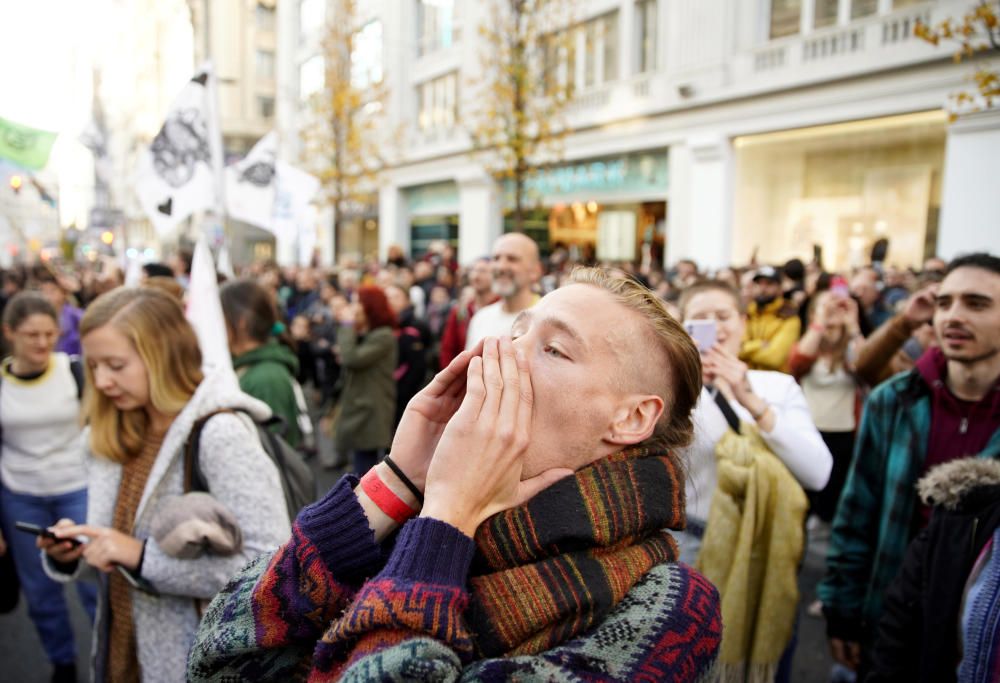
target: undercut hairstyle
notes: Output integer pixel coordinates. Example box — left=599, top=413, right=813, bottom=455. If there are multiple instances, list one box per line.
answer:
left=2, top=291, right=59, bottom=330
left=356, top=285, right=397, bottom=330
left=80, top=287, right=203, bottom=463
left=568, top=267, right=702, bottom=453
left=677, top=279, right=746, bottom=319
left=947, top=253, right=1000, bottom=278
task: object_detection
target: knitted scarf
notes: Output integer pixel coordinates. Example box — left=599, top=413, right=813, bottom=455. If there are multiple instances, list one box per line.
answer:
left=696, top=424, right=807, bottom=683
left=465, top=446, right=685, bottom=657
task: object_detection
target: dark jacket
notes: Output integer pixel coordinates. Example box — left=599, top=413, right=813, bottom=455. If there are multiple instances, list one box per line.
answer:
left=233, top=339, right=303, bottom=448
left=868, top=458, right=1000, bottom=683
left=818, top=369, right=1000, bottom=645
left=335, top=325, right=397, bottom=453
left=394, top=307, right=432, bottom=427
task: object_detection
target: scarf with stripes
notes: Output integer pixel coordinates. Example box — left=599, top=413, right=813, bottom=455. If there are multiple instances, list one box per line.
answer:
left=467, top=447, right=685, bottom=657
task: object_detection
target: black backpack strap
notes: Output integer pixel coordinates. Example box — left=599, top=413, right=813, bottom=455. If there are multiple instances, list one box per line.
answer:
left=183, top=409, right=238, bottom=493
left=712, top=388, right=742, bottom=434
left=68, top=356, right=84, bottom=399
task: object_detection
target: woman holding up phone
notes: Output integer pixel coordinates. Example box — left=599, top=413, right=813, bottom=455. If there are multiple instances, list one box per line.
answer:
left=0, top=292, right=95, bottom=683
left=788, top=289, right=865, bottom=528
left=677, top=280, right=832, bottom=561
left=38, top=287, right=290, bottom=683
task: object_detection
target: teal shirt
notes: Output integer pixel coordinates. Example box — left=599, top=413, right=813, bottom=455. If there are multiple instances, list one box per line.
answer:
left=818, top=370, right=1000, bottom=639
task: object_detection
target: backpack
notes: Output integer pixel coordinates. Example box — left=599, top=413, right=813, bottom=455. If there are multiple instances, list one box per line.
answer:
left=183, top=408, right=317, bottom=522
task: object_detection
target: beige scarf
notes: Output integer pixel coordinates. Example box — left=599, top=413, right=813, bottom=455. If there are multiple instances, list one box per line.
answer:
left=696, top=423, right=808, bottom=683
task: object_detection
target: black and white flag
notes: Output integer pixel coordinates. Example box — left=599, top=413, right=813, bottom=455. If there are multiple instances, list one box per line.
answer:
left=225, top=131, right=276, bottom=231
left=136, top=64, right=223, bottom=236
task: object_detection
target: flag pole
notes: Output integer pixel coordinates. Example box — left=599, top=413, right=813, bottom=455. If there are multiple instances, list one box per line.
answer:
left=205, top=61, right=228, bottom=251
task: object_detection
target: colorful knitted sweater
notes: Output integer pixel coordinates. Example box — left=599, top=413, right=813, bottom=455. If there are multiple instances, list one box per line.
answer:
left=189, top=475, right=721, bottom=681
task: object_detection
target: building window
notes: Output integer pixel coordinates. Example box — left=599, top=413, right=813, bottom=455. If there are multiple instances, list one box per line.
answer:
left=770, top=0, right=801, bottom=39
left=256, top=49, right=276, bottom=79
left=299, top=55, right=324, bottom=100
left=300, top=0, right=325, bottom=38
left=568, top=12, right=620, bottom=91
left=417, top=71, right=458, bottom=132
left=851, top=0, right=878, bottom=19
left=351, top=20, right=384, bottom=88
left=258, top=96, right=275, bottom=119
left=636, top=0, right=658, bottom=73
left=417, top=0, right=460, bottom=57
left=814, top=0, right=838, bottom=29
left=256, top=3, right=276, bottom=32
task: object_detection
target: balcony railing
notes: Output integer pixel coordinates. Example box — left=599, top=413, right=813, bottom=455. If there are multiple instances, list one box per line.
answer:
left=747, top=4, right=935, bottom=75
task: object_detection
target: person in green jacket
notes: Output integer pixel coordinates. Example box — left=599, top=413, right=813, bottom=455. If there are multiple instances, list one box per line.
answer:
left=220, top=278, right=306, bottom=449
left=334, top=285, right=397, bottom=476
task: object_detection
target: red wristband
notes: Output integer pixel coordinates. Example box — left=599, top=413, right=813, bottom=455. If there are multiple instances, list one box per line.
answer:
left=360, top=469, right=418, bottom=525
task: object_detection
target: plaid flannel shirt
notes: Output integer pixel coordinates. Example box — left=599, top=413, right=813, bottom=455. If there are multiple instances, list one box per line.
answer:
left=818, top=370, right=1000, bottom=642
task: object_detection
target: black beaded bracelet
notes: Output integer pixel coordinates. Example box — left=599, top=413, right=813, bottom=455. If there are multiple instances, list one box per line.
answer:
left=382, top=455, right=425, bottom=504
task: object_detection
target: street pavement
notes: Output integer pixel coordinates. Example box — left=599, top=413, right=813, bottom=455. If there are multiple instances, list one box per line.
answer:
left=0, top=425, right=836, bottom=682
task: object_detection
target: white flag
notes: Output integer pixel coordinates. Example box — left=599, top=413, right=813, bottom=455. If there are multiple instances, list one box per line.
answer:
left=186, top=235, right=235, bottom=379
left=225, top=131, right=277, bottom=231
left=136, top=64, right=223, bottom=236
left=216, top=244, right=235, bottom=280
left=274, top=160, right=320, bottom=263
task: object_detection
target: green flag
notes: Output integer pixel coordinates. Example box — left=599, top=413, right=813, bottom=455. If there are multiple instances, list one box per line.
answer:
left=0, top=116, right=57, bottom=170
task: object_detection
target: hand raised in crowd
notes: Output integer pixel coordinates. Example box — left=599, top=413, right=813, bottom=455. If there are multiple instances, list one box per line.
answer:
left=37, top=519, right=87, bottom=565
left=704, top=344, right=774, bottom=428
left=387, top=338, right=485, bottom=493
left=420, top=337, right=572, bottom=538
left=902, top=284, right=938, bottom=329
left=44, top=520, right=143, bottom=573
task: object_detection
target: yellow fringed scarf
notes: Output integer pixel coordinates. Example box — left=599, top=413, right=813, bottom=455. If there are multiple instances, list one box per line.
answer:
left=695, top=423, right=808, bottom=683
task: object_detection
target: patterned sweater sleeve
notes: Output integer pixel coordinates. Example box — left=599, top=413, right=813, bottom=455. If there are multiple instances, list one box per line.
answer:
left=187, top=476, right=384, bottom=682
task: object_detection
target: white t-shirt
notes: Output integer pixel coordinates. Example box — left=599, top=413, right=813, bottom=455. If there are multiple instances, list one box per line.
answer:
left=680, top=370, right=833, bottom=522
left=0, top=353, right=87, bottom=496
left=465, top=301, right=522, bottom=350
left=800, top=358, right=857, bottom=432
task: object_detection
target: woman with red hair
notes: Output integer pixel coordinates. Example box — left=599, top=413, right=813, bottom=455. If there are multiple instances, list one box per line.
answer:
left=335, top=286, right=398, bottom=475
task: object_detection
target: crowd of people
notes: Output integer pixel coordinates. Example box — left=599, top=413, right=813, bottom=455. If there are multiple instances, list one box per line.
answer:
left=0, top=236, right=997, bottom=683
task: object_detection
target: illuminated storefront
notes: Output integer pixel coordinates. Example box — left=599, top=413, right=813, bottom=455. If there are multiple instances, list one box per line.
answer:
left=503, top=150, right=669, bottom=262
left=732, top=111, right=947, bottom=270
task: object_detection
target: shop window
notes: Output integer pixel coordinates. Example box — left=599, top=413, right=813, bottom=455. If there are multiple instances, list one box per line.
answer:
left=770, top=0, right=801, bottom=39
left=411, top=215, right=459, bottom=259
left=732, top=112, right=947, bottom=271
left=636, top=0, right=658, bottom=74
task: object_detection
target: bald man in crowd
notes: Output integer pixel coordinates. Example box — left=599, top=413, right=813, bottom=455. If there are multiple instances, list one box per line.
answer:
left=465, top=233, right=542, bottom=349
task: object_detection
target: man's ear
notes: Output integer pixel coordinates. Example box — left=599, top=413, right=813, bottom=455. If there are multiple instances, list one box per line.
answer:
left=605, top=394, right=665, bottom=446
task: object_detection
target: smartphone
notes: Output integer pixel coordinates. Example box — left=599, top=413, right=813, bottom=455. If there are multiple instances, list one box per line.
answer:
left=684, top=319, right=717, bottom=354
left=830, top=275, right=850, bottom=299
left=14, top=521, right=82, bottom=547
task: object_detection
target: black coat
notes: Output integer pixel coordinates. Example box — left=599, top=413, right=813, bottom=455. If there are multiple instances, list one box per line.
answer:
left=867, top=458, right=1000, bottom=683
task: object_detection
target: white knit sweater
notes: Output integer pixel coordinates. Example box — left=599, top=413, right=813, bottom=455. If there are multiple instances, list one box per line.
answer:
left=0, top=352, right=87, bottom=496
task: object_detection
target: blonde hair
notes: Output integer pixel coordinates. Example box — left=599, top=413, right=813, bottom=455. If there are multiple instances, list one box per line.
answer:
left=568, top=267, right=702, bottom=452
left=80, top=287, right=203, bottom=463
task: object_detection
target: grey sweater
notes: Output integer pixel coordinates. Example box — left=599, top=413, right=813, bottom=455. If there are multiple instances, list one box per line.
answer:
left=43, top=371, right=291, bottom=682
